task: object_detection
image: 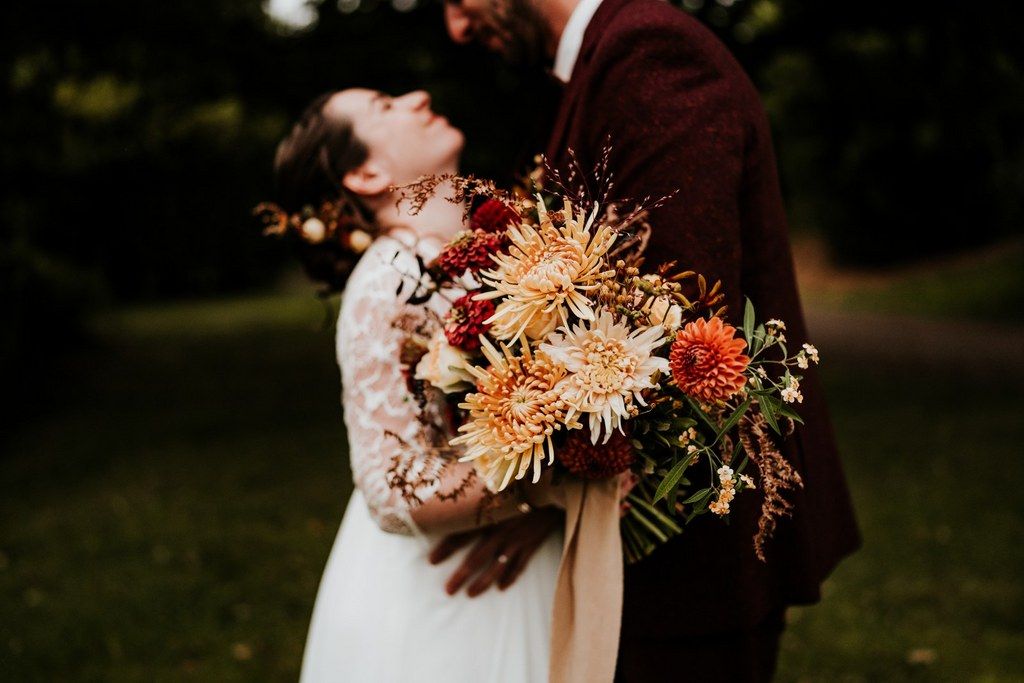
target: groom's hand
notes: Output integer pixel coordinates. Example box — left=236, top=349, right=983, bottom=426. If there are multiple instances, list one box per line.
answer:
left=429, top=507, right=563, bottom=597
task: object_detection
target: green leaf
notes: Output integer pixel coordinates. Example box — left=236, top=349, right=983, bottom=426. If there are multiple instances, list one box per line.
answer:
left=671, top=417, right=698, bottom=430
left=759, top=396, right=781, bottom=433
left=629, top=495, right=684, bottom=534
left=750, top=324, right=766, bottom=355
left=743, top=298, right=755, bottom=342
left=667, top=484, right=679, bottom=509
left=627, top=508, right=669, bottom=543
left=681, top=488, right=713, bottom=505
left=776, top=404, right=805, bottom=425
left=654, top=458, right=690, bottom=502
left=716, top=398, right=751, bottom=442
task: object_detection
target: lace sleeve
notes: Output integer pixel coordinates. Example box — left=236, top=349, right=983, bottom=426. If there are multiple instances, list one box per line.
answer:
left=336, top=236, right=449, bottom=536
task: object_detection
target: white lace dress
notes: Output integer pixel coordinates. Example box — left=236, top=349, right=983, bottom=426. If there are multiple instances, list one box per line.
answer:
left=300, top=234, right=562, bottom=683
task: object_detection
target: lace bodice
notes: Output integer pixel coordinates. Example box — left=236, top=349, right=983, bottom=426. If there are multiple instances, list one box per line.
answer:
left=336, top=233, right=454, bottom=535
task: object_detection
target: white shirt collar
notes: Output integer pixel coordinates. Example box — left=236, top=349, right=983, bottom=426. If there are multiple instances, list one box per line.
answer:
left=553, top=0, right=604, bottom=83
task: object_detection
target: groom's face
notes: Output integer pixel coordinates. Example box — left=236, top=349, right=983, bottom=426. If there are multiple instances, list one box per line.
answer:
left=443, top=0, right=551, bottom=67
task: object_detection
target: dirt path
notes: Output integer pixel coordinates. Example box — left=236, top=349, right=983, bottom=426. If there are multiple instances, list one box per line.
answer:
left=804, top=307, right=1024, bottom=376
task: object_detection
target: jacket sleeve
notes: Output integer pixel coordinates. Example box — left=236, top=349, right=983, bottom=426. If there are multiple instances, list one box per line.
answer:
left=577, top=22, right=752, bottom=315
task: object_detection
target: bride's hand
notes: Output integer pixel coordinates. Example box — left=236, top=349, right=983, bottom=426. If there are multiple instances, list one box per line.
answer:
left=429, top=506, right=563, bottom=597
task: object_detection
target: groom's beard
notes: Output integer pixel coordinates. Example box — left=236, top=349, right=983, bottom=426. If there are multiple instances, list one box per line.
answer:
left=489, top=0, right=551, bottom=68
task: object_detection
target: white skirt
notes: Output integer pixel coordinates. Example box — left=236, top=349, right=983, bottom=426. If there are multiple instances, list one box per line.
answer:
left=300, top=490, right=562, bottom=683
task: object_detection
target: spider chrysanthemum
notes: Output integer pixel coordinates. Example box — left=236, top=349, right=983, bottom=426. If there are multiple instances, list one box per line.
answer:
left=541, top=311, right=669, bottom=443
left=450, top=338, right=577, bottom=491
left=476, top=197, right=617, bottom=341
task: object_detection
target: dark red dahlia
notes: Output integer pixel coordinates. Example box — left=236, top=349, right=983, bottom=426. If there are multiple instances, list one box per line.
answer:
left=435, top=229, right=505, bottom=279
left=444, top=294, right=495, bottom=351
left=556, top=428, right=636, bottom=480
left=471, top=199, right=520, bottom=233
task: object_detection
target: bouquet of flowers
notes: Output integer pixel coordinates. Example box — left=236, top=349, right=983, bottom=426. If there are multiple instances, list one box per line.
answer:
left=395, top=157, right=815, bottom=563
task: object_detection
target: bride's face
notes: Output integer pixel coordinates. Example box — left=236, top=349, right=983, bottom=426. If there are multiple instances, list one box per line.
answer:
left=326, top=88, right=464, bottom=188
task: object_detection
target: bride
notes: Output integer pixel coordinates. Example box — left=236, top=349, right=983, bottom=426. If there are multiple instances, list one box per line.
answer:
left=271, top=88, right=564, bottom=682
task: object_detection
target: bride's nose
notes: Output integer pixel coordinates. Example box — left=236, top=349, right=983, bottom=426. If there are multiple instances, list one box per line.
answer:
left=403, top=90, right=431, bottom=111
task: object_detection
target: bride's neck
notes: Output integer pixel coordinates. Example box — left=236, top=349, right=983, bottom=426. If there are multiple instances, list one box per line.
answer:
left=373, top=181, right=466, bottom=244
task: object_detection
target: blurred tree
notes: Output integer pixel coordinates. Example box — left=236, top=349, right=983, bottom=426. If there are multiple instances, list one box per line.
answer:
left=3, top=0, right=1022, bottom=393
left=0, top=0, right=555, bottom=393
left=676, top=0, right=1024, bottom=265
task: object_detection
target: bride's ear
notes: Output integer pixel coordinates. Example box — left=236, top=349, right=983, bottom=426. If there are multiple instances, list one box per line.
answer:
left=342, top=160, right=392, bottom=199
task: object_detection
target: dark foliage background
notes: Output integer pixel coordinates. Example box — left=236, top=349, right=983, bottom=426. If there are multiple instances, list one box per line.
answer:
left=2, top=3, right=1023, bottom=678
left=3, top=0, right=1023, bottom=388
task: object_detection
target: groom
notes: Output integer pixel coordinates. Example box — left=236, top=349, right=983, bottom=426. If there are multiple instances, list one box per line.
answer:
left=433, top=0, right=861, bottom=679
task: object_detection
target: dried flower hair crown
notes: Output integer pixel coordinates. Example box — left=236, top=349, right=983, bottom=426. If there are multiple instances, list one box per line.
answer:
left=254, top=188, right=374, bottom=254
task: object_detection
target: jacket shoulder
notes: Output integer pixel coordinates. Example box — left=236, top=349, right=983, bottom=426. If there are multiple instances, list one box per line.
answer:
left=588, top=0, right=749, bottom=84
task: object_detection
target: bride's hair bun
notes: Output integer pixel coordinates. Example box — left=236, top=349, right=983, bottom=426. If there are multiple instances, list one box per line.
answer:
left=262, top=91, right=378, bottom=295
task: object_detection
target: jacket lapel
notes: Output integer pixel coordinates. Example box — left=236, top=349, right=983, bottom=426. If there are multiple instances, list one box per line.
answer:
left=545, top=0, right=634, bottom=164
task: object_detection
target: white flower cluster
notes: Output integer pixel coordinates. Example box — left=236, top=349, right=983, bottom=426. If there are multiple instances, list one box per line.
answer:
left=677, top=426, right=698, bottom=446
left=796, top=343, right=820, bottom=369
left=709, top=465, right=737, bottom=515
left=781, top=376, right=804, bottom=404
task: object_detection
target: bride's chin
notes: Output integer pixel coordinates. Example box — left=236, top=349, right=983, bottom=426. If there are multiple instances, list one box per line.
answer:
left=450, top=127, right=466, bottom=150
left=445, top=130, right=466, bottom=163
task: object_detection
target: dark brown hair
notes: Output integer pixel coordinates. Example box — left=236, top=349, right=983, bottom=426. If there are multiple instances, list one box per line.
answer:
left=273, top=91, right=374, bottom=294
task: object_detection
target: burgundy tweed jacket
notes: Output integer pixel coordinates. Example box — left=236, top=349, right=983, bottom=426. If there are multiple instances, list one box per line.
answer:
left=546, top=0, right=861, bottom=639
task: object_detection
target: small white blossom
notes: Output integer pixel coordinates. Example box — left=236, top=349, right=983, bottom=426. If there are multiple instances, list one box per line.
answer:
left=740, top=474, right=756, bottom=488
left=802, top=343, right=820, bottom=364
left=677, top=427, right=698, bottom=445
left=756, top=367, right=769, bottom=379
left=796, top=354, right=809, bottom=370
left=781, top=386, right=804, bottom=404
left=766, top=319, right=787, bottom=331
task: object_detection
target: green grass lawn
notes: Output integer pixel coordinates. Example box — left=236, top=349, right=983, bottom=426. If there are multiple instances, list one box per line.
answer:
left=2, top=292, right=1022, bottom=681
left=799, top=239, right=1024, bottom=324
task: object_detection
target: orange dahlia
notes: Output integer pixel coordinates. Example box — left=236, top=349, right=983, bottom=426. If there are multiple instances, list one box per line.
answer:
left=669, top=317, right=750, bottom=403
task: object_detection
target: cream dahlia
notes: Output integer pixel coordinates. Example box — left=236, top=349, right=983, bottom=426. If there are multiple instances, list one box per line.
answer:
left=669, top=317, right=750, bottom=403
left=540, top=311, right=669, bottom=444
left=414, top=329, right=475, bottom=394
left=476, top=197, right=616, bottom=341
left=450, top=339, right=576, bottom=491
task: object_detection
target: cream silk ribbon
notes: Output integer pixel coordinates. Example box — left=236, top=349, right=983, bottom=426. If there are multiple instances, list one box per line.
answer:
left=549, top=477, right=624, bottom=683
